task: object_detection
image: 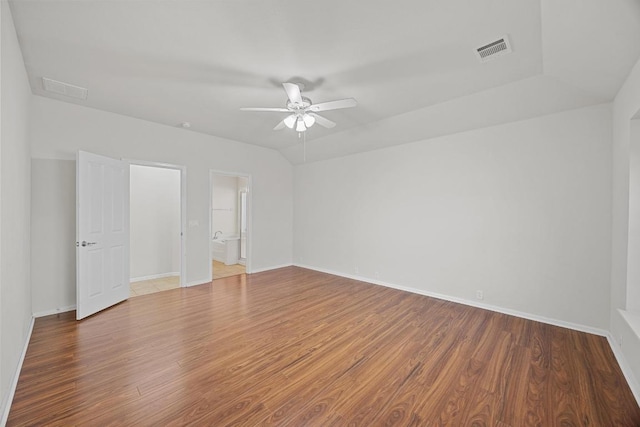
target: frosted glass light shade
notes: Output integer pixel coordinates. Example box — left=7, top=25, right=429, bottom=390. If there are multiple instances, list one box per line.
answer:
left=303, top=114, right=315, bottom=127
left=283, top=114, right=296, bottom=129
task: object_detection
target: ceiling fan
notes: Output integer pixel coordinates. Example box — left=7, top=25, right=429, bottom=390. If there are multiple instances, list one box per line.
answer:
left=240, top=83, right=357, bottom=132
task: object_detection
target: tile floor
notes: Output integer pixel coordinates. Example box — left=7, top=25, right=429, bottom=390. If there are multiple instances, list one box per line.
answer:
left=130, top=275, right=180, bottom=297
left=213, top=260, right=246, bottom=280
left=130, top=261, right=246, bottom=297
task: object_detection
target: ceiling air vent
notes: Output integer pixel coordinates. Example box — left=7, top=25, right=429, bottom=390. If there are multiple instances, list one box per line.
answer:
left=475, top=36, right=512, bottom=63
left=42, top=77, right=88, bottom=100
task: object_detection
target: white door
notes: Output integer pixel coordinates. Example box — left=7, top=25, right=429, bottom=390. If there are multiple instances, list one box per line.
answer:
left=76, top=151, right=130, bottom=320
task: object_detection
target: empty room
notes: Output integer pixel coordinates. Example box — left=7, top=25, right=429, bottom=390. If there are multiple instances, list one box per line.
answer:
left=2, top=0, right=640, bottom=425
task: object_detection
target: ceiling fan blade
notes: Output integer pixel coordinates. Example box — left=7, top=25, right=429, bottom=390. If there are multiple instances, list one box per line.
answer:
left=240, top=107, right=290, bottom=112
left=273, top=120, right=287, bottom=130
left=308, top=98, right=357, bottom=112
left=283, top=82, right=303, bottom=105
left=309, top=113, right=336, bottom=129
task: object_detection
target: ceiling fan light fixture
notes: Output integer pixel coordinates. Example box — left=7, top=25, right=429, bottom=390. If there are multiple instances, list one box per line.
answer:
left=241, top=82, right=357, bottom=133
left=296, top=118, right=307, bottom=132
left=303, top=114, right=315, bottom=128
left=283, top=114, right=297, bottom=129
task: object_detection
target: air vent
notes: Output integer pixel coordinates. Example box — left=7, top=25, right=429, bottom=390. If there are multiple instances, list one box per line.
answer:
left=475, top=36, right=512, bottom=63
left=42, top=77, right=88, bottom=100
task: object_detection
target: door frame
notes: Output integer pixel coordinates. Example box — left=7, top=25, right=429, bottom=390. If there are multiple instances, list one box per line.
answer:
left=209, top=169, right=253, bottom=280
left=127, top=159, right=187, bottom=287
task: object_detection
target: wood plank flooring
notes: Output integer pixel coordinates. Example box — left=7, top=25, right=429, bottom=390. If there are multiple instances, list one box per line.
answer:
left=8, top=267, right=640, bottom=426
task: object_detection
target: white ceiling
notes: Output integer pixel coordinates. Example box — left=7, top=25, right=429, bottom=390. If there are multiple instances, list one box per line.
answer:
left=9, top=0, right=640, bottom=164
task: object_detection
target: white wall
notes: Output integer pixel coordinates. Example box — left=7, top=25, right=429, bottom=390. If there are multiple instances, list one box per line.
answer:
left=627, top=119, right=640, bottom=312
left=611, top=54, right=640, bottom=389
left=0, top=0, right=32, bottom=419
left=30, top=159, right=75, bottom=314
left=130, top=165, right=180, bottom=280
left=212, top=175, right=239, bottom=237
left=1, top=2, right=4, bottom=413
left=29, top=94, right=293, bottom=313
left=294, top=103, right=612, bottom=330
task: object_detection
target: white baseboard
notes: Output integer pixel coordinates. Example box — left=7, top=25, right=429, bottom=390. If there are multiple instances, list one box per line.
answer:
left=619, top=309, right=640, bottom=339
left=1, top=316, right=35, bottom=426
left=249, top=264, right=292, bottom=274
left=606, top=333, right=640, bottom=404
left=130, top=272, right=180, bottom=283
left=33, top=305, right=76, bottom=318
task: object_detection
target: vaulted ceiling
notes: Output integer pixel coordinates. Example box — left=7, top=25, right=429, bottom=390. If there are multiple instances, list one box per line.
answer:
left=9, top=0, right=640, bottom=164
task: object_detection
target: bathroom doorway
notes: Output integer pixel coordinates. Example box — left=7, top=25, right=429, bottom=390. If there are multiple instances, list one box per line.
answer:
left=210, top=171, right=251, bottom=280
left=129, top=161, right=186, bottom=297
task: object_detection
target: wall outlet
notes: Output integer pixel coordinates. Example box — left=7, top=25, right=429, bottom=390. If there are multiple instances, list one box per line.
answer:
left=619, top=335, right=624, bottom=346
left=374, top=271, right=380, bottom=279
left=476, top=290, right=484, bottom=300
left=355, top=267, right=359, bottom=274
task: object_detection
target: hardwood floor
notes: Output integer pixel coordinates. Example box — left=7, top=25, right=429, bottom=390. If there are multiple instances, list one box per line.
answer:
left=8, top=267, right=640, bottom=426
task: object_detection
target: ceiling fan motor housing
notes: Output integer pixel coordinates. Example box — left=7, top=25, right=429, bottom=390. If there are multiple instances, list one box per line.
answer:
left=287, top=97, right=312, bottom=110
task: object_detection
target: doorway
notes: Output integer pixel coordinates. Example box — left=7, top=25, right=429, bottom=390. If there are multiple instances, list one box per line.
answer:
left=210, top=171, right=251, bottom=280
left=129, top=161, right=186, bottom=296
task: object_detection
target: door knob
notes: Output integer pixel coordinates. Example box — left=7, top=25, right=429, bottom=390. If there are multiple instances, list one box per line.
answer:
left=81, top=241, right=97, bottom=247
